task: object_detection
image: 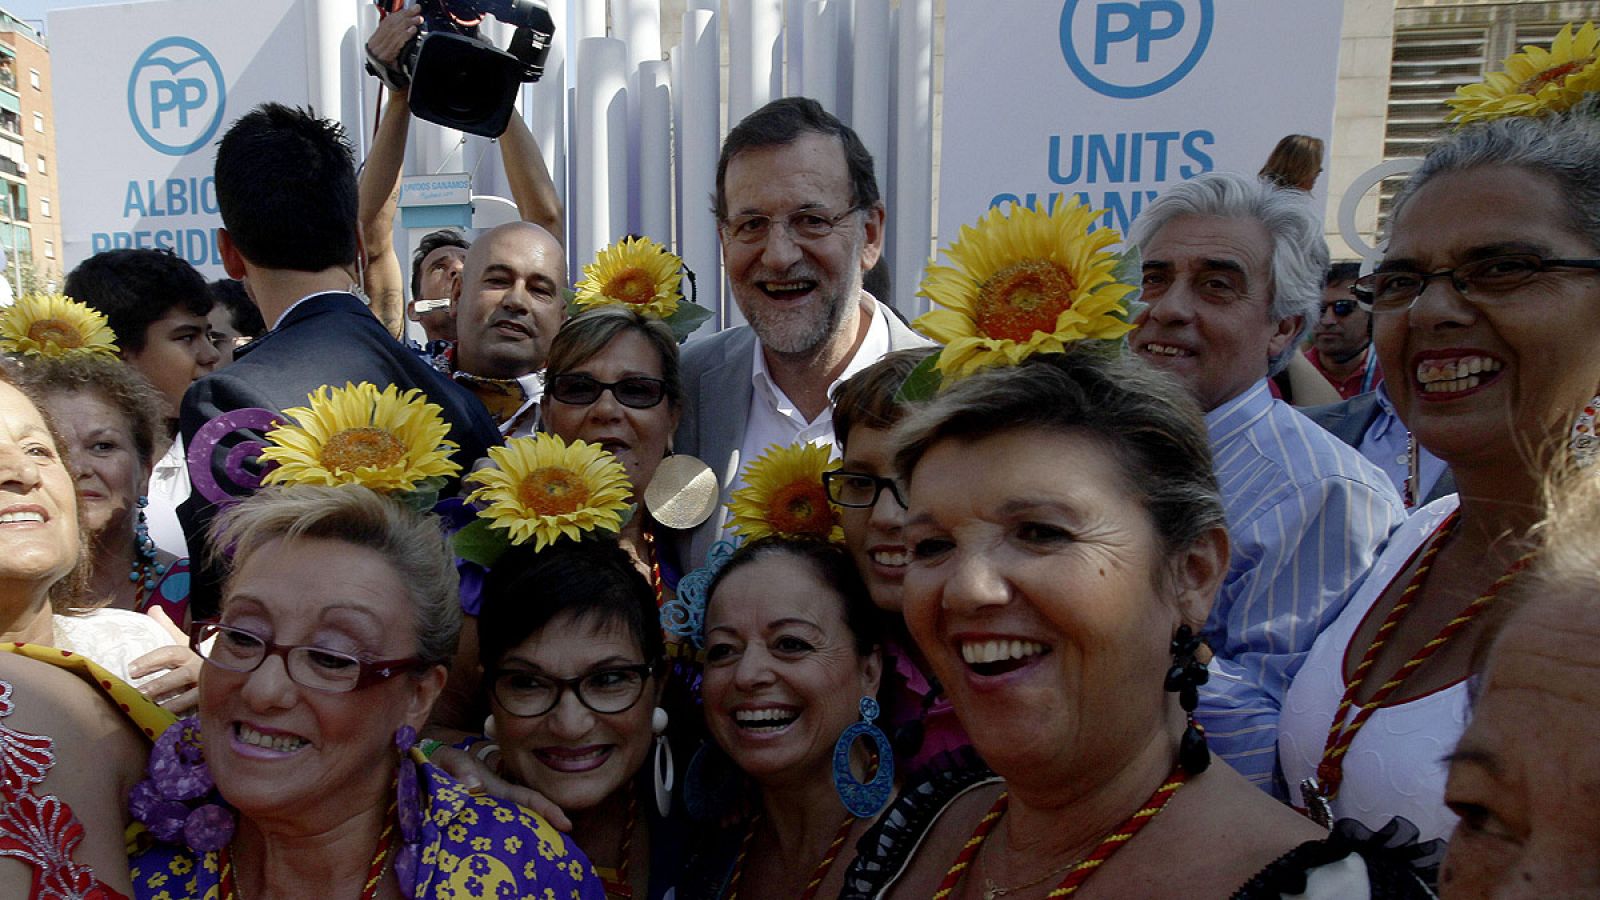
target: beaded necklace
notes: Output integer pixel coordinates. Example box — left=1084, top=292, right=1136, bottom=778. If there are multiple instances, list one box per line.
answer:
left=218, top=803, right=397, bottom=900
left=934, top=765, right=1189, bottom=900
left=725, top=811, right=856, bottom=900
left=593, top=792, right=639, bottom=900
left=1299, top=510, right=1533, bottom=828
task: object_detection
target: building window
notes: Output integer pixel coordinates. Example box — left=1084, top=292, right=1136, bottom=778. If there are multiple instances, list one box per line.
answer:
left=38, top=197, right=47, bottom=218
left=31, top=112, right=41, bottom=133
left=43, top=239, right=53, bottom=260
left=34, top=156, right=41, bottom=175
left=28, top=69, right=37, bottom=91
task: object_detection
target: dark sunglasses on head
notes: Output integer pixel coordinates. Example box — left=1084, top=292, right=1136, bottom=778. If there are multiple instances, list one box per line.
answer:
left=1322, top=298, right=1358, bottom=318
left=547, top=373, right=667, bottom=409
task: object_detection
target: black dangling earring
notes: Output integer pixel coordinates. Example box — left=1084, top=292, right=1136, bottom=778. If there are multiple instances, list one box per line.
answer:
left=1165, top=624, right=1211, bottom=774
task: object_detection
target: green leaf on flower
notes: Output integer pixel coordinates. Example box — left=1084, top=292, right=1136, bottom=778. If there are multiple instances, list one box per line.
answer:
left=895, top=352, right=944, bottom=403
left=666, top=302, right=714, bottom=343
left=453, top=517, right=510, bottom=567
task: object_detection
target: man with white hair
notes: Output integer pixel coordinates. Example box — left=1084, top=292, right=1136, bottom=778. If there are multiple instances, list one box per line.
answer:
left=1128, top=172, right=1404, bottom=795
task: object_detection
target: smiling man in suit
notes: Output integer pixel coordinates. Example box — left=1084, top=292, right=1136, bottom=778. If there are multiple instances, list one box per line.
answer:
left=671, top=98, right=931, bottom=572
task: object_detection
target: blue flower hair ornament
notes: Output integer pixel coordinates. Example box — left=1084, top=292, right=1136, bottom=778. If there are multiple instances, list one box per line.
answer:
left=661, top=539, right=738, bottom=648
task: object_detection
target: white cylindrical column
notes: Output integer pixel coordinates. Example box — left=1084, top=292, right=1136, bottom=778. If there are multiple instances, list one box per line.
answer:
left=728, top=0, right=783, bottom=126
left=785, top=0, right=806, bottom=97
left=638, top=59, right=673, bottom=246
left=575, top=37, right=631, bottom=271
left=303, top=0, right=359, bottom=143
left=572, top=0, right=606, bottom=43
left=891, top=0, right=934, bottom=318
left=835, top=0, right=856, bottom=121
left=800, top=0, right=839, bottom=115
left=851, top=0, right=891, bottom=180
left=614, top=0, right=661, bottom=70
left=680, top=6, right=724, bottom=327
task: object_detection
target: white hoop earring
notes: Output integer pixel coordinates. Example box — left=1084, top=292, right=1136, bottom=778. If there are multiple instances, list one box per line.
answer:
left=652, top=707, right=674, bottom=818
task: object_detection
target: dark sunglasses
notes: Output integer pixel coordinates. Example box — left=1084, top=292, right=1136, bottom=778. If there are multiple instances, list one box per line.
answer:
left=1321, top=298, right=1358, bottom=318
left=547, top=373, right=668, bottom=409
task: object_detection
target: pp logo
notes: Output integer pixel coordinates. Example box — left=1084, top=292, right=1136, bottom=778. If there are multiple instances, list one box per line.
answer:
left=1060, top=0, right=1213, bottom=99
left=127, top=36, right=226, bottom=157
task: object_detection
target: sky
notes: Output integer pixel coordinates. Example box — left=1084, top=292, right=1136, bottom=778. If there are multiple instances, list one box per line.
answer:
left=4, top=0, right=126, bottom=34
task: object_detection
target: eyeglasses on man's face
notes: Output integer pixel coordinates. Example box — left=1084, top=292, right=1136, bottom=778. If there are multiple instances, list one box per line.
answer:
left=193, top=622, right=422, bottom=693
left=720, top=205, right=864, bottom=246
left=490, top=663, right=655, bottom=718
left=1354, top=254, right=1600, bottom=313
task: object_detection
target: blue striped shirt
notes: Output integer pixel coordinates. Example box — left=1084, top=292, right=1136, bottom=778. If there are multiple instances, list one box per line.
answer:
left=1195, top=380, right=1405, bottom=794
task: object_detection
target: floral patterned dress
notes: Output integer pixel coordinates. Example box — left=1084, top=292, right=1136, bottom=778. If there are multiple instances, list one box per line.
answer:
left=130, top=762, right=604, bottom=900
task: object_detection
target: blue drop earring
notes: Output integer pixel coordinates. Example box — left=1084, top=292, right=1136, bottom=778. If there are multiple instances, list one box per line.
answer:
left=130, top=495, right=167, bottom=594
left=832, top=696, right=895, bottom=817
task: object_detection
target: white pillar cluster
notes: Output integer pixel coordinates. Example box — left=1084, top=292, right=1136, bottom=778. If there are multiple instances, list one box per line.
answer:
left=391, top=0, right=938, bottom=329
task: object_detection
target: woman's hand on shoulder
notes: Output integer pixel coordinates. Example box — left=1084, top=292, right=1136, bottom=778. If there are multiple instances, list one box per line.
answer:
left=130, top=607, right=201, bottom=716
left=429, top=743, right=573, bottom=832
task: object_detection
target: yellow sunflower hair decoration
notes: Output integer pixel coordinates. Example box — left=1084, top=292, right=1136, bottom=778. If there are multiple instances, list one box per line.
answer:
left=465, top=433, right=633, bottom=552
left=1448, top=22, right=1600, bottom=124
left=259, top=382, right=461, bottom=494
left=911, top=197, right=1139, bottom=387
left=0, top=294, right=119, bottom=359
left=570, top=235, right=712, bottom=341
left=576, top=236, right=684, bottom=318
left=726, top=442, right=844, bottom=543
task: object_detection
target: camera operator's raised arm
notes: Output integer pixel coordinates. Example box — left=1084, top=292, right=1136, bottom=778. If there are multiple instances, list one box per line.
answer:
left=499, top=108, right=563, bottom=246
left=358, top=5, right=424, bottom=338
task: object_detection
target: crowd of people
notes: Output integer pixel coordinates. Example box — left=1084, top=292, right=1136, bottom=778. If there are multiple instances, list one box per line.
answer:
left=0, top=12, right=1598, bottom=900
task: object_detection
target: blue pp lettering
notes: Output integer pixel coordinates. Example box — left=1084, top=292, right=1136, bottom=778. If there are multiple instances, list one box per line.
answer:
left=149, top=78, right=208, bottom=129
left=1061, top=0, right=1213, bottom=99
left=127, top=37, right=227, bottom=156
left=1094, top=1, right=1183, bottom=65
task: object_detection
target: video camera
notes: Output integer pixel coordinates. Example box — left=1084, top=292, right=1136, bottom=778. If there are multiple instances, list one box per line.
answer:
left=368, top=0, right=555, bottom=138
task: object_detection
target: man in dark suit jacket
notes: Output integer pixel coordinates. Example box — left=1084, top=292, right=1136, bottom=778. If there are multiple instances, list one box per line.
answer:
left=1304, top=388, right=1455, bottom=507
left=178, top=103, right=499, bottom=616
left=671, top=98, right=934, bottom=572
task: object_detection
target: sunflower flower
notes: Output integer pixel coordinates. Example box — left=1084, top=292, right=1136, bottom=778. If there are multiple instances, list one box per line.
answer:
left=574, top=236, right=685, bottom=320
left=260, top=382, right=460, bottom=492
left=0, top=293, right=119, bottom=359
left=726, top=443, right=843, bottom=543
left=1448, top=22, right=1600, bottom=124
left=467, top=433, right=633, bottom=550
left=913, top=197, right=1138, bottom=381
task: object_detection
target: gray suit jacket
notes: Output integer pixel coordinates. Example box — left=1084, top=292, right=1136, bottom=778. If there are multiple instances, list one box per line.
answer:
left=667, top=297, right=933, bottom=573
left=1304, top=393, right=1456, bottom=506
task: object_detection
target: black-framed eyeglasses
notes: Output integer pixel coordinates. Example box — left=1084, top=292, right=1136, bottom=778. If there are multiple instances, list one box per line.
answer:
left=490, top=663, right=656, bottom=718
left=1354, top=254, right=1600, bottom=313
left=547, top=374, right=668, bottom=410
left=720, top=205, right=864, bottom=246
left=1321, top=298, right=1359, bottom=318
left=823, top=470, right=907, bottom=510
left=193, top=622, right=423, bottom=693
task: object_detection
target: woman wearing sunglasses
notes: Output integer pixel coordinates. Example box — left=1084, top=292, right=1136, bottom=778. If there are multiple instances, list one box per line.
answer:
left=1279, top=97, right=1600, bottom=843
left=542, top=307, right=685, bottom=595
left=475, top=539, right=684, bottom=900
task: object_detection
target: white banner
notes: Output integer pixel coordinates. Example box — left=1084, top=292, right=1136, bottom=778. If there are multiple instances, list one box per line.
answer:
left=51, top=0, right=359, bottom=278
left=938, top=0, right=1343, bottom=245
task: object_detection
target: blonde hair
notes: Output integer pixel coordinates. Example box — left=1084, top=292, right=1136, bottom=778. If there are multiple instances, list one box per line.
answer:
left=210, top=485, right=461, bottom=666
